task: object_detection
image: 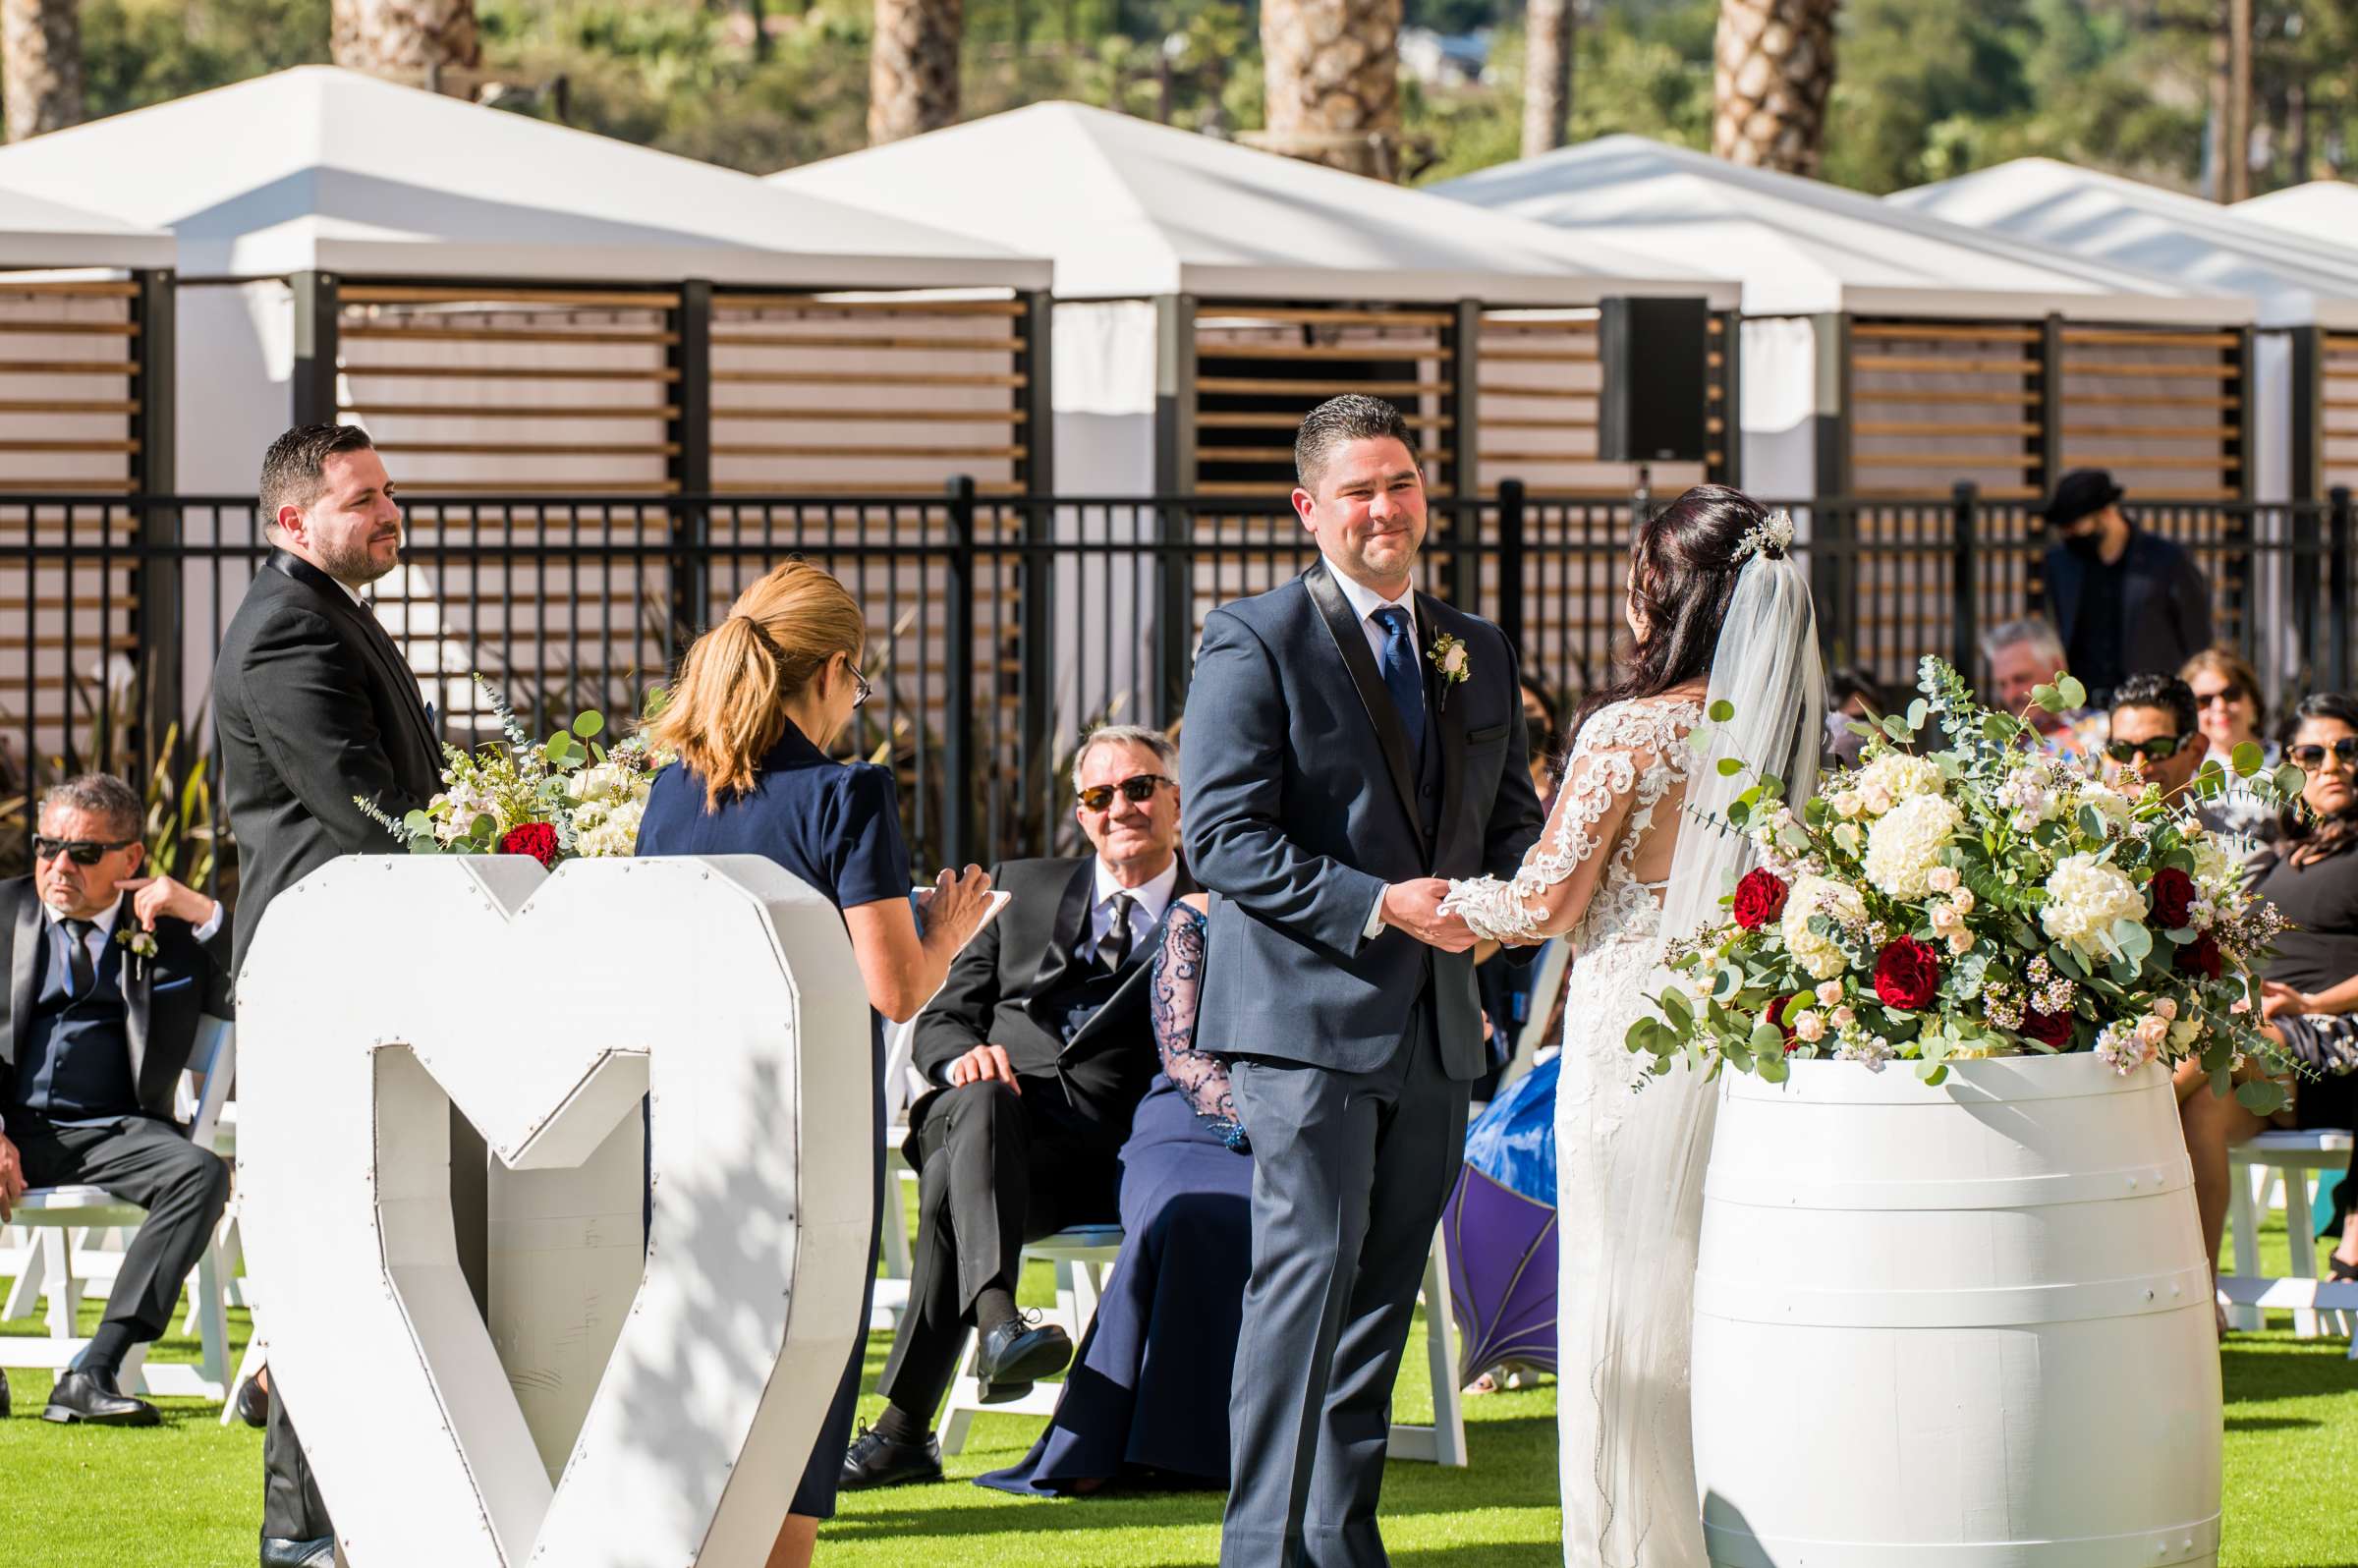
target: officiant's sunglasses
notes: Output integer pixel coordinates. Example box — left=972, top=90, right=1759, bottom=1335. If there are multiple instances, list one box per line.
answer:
left=32, top=835, right=138, bottom=867
left=1078, top=773, right=1172, bottom=812
left=2105, top=735, right=2188, bottom=764
left=2289, top=738, right=2358, bottom=769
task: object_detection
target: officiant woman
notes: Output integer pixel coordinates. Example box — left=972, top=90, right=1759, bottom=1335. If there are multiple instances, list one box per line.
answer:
left=636, top=559, right=997, bottom=1568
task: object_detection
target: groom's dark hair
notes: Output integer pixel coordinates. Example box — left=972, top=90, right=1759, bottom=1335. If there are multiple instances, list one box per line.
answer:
left=1295, top=394, right=1416, bottom=493
left=260, top=422, right=377, bottom=532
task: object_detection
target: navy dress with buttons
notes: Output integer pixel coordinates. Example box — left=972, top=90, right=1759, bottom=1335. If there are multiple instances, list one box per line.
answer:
left=636, top=719, right=910, bottom=1519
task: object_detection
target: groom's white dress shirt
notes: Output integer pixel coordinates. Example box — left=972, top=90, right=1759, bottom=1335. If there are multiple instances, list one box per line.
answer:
left=1329, top=571, right=1420, bottom=940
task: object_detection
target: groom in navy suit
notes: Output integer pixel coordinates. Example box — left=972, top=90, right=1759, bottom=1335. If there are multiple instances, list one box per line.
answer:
left=1181, top=395, right=1544, bottom=1566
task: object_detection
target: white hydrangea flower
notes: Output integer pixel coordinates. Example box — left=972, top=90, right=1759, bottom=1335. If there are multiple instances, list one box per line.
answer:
left=1863, top=795, right=1964, bottom=900
left=1857, top=755, right=1944, bottom=813
left=2040, top=854, right=2146, bottom=959
left=1782, top=874, right=1867, bottom=980
left=2074, top=784, right=2138, bottom=836
left=2189, top=836, right=2234, bottom=896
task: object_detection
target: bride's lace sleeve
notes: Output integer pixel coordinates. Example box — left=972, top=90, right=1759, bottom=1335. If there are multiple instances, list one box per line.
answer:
left=1150, top=902, right=1246, bottom=1150
left=1438, top=700, right=1689, bottom=944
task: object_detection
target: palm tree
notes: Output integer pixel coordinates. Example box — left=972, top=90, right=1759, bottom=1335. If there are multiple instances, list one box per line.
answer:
left=1712, top=0, right=1838, bottom=177
left=1258, top=0, right=1402, bottom=180
left=1522, top=0, right=1573, bottom=159
left=870, top=0, right=962, bottom=145
left=1, top=0, right=82, bottom=141
left=331, top=0, right=482, bottom=95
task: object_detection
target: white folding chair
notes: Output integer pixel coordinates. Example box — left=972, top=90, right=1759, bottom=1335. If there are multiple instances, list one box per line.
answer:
left=935, top=1221, right=1469, bottom=1468
left=2219, top=1128, right=2356, bottom=1346
left=0, top=1017, right=238, bottom=1401
left=1493, top=939, right=1572, bottom=1094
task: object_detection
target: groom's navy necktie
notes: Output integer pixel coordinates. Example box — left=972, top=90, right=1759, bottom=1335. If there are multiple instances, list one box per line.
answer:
left=1372, top=604, right=1425, bottom=754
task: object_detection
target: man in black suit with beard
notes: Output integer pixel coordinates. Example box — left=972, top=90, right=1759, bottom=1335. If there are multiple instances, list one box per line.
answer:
left=0, top=774, right=232, bottom=1428
left=841, top=724, right=1195, bottom=1490
left=212, top=423, right=443, bottom=1568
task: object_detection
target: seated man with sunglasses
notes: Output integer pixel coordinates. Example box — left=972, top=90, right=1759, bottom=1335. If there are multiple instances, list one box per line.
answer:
left=2104, top=674, right=2212, bottom=806
left=0, top=774, right=231, bottom=1427
left=845, top=725, right=1197, bottom=1490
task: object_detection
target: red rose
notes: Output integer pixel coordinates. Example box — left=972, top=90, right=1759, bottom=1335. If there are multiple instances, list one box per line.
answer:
left=1873, top=936, right=1942, bottom=1012
left=2175, top=932, right=2223, bottom=981
left=2019, top=1006, right=2074, bottom=1048
left=499, top=821, right=561, bottom=869
left=1766, top=993, right=1802, bottom=1052
left=1732, top=868, right=1791, bottom=930
left=2148, top=867, right=2198, bottom=930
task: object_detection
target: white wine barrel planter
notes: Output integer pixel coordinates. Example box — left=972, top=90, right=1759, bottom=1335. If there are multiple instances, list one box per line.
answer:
left=1692, top=1053, right=2221, bottom=1567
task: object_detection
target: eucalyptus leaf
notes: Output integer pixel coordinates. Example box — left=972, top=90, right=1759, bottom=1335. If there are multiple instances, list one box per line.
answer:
left=2231, top=740, right=2265, bottom=779
left=2056, top=675, right=2087, bottom=710
left=1846, top=720, right=1881, bottom=741
left=2274, top=762, right=2310, bottom=798
left=1881, top=714, right=1913, bottom=741
left=1748, top=1022, right=1785, bottom=1059
left=1758, top=1052, right=1789, bottom=1085
left=2235, top=1079, right=2289, bottom=1117
left=403, top=810, right=431, bottom=832
left=1716, top=756, right=1745, bottom=778
left=1662, top=987, right=1693, bottom=1027
left=1905, top=698, right=1929, bottom=732
left=2032, top=683, right=2062, bottom=712
left=2109, top=919, right=2153, bottom=964
left=472, top=813, right=497, bottom=842
left=1709, top=698, right=1735, bottom=723
left=572, top=710, right=606, bottom=739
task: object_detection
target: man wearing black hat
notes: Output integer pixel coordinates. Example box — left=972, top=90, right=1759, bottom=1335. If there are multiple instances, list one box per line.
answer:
left=2039, top=468, right=2214, bottom=706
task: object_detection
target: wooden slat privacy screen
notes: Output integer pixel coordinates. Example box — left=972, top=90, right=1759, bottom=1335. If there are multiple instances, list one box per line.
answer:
left=2326, top=332, right=2358, bottom=494
left=1473, top=308, right=1715, bottom=496
left=0, top=276, right=149, bottom=748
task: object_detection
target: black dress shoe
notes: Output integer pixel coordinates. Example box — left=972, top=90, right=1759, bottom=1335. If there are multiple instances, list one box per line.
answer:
left=235, top=1372, right=270, bottom=1429
left=258, top=1537, right=337, bottom=1568
left=976, top=1315, right=1072, bottom=1389
left=42, top=1368, right=160, bottom=1428
left=839, top=1421, right=943, bottom=1490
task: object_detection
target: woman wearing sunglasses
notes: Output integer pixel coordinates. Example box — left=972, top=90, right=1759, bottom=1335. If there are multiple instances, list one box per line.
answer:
left=2180, top=693, right=2358, bottom=1319
left=636, top=559, right=998, bottom=1568
left=2179, top=645, right=2277, bottom=846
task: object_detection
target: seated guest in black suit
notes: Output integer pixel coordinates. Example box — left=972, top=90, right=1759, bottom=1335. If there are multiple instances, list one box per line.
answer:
left=0, top=773, right=232, bottom=1427
left=844, top=724, right=1194, bottom=1490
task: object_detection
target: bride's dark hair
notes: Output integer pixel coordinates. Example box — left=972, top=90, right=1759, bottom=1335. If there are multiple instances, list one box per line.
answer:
left=1568, top=484, right=1789, bottom=743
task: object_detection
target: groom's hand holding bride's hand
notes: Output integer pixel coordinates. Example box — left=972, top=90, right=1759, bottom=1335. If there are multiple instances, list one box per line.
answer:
left=1379, top=879, right=1477, bottom=953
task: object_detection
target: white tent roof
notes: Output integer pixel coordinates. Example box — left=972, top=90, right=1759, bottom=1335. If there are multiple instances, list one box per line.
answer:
left=0, top=185, right=172, bottom=271
left=768, top=101, right=1736, bottom=308
left=1433, top=135, right=2252, bottom=325
left=1887, top=158, right=2358, bottom=330
left=2234, top=182, right=2358, bottom=255
left=0, top=66, right=1047, bottom=289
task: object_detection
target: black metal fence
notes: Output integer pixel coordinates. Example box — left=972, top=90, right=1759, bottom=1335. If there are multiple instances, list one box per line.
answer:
left=1, top=481, right=2349, bottom=883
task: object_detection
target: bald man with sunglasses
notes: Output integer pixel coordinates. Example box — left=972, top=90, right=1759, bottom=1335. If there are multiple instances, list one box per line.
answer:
left=844, top=724, right=1199, bottom=1490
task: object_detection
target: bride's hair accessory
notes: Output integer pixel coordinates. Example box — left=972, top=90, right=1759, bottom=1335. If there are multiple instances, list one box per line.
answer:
left=1730, top=510, right=1795, bottom=565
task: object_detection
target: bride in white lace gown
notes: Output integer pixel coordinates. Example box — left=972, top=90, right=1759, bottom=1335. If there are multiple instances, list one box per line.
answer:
left=1441, top=486, right=1824, bottom=1567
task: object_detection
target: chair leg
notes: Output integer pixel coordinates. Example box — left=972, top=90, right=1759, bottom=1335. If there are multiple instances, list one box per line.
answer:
left=1419, top=1236, right=1467, bottom=1470
left=938, top=1328, right=982, bottom=1457
left=880, top=1172, right=914, bottom=1281
left=2287, top=1167, right=2323, bottom=1338
left=42, top=1229, right=79, bottom=1340
left=195, top=1242, right=232, bottom=1389
left=2228, top=1161, right=2267, bottom=1331
left=220, top=1331, right=267, bottom=1428
left=3, top=1229, right=47, bottom=1320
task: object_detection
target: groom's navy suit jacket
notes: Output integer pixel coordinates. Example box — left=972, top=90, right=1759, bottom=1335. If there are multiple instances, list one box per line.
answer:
left=1181, top=560, right=1545, bottom=1081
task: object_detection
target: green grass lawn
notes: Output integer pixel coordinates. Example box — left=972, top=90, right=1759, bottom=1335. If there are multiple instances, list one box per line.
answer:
left=3, top=1206, right=2353, bottom=1568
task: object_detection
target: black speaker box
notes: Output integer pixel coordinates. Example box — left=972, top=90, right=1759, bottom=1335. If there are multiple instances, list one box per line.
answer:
left=1596, top=297, right=1712, bottom=464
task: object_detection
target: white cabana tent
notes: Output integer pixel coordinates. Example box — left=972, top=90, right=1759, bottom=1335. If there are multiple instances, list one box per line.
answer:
left=1437, top=135, right=2256, bottom=503
left=2234, top=182, right=2358, bottom=499
left=0, top=66, right=1055, bottom=752
left=2236, top=181, right=2358, bottom=242
left=772, top=101, right=1741, bottom=500
left=1891, top=156, right=2358, bottom=503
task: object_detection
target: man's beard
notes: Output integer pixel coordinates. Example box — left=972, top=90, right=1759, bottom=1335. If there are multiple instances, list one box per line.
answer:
left=319, top=532, right=399, bottom=587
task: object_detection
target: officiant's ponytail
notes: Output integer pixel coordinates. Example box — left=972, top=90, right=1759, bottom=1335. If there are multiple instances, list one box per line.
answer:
left=648, top=559, right=866, bottom=810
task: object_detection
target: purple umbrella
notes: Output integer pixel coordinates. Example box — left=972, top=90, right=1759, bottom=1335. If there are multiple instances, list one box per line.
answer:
left=1442, top=1053, right=1559, bottom=1385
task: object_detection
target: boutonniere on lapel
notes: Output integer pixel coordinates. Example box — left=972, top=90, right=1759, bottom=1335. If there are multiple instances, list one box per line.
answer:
left=116, top=924, right=157, bottom=980
left=1428, top=631, right=1472, bottom=709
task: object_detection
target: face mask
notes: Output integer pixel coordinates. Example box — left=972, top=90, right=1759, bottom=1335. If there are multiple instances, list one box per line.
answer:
left=2064, top=530, right=2105, bottom=561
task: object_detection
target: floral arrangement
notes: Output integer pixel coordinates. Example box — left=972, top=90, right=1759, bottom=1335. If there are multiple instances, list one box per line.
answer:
left=1625, top=656, right=2302, bottom=1112
left=358, top=675, right=672, bottom=868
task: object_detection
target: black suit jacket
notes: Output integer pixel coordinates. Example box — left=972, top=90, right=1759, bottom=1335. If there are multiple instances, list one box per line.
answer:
left=0, top=877, right=233, bottom=1127
left=1180, top=560, right=1545, bottom=1080
left=211, top=549, right=442, bottom=981
left=2042, top=527, right=2214, bottom=687
left=911, top=855, right=1199, bottom=1130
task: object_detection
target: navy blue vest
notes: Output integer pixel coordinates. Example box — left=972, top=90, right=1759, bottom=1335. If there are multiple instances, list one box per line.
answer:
left=14, top=923, right=139, bottom=1120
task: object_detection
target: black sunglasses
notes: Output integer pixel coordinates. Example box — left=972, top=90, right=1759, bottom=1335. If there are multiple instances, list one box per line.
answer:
left=1078, top=773, right=1172, bottom=812
left=32, top=835, right=137, bottom=867
left=2105, top=736, right=2187, bottom=764
left=2288, top=739, right=2358, bottom=769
